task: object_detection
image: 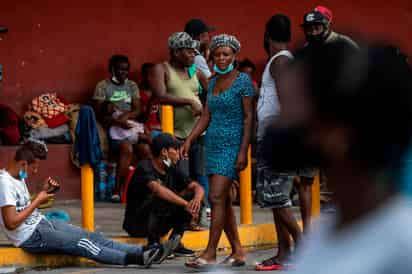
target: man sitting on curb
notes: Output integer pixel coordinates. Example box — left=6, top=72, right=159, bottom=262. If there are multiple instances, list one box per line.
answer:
left=123, top=133, right=204, bottom=258
left=0, top=140, right=179, bottom=268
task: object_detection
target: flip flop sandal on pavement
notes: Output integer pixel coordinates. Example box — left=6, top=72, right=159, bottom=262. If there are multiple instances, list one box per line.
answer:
left=255, top=257, right=294, bottom=271
left=185, top=257, right=217, bottom=272
left=219, top=256, right=246, bottom=267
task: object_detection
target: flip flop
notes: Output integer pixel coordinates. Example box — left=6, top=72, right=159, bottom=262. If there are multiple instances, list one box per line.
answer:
left=255, top=257, right=293, bottom=271
left=219, top=256, right=246, bottom=267
left=185, top=257, right=217, bottom=271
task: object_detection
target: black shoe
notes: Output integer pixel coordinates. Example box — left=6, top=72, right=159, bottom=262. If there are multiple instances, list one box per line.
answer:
left=174, top=244, right=195, bottom=257
left=153, top=235, right=181, bottom=264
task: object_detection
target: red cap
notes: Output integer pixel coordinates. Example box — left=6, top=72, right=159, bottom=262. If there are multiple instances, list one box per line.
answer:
left=314, top=6, right=333, bottom=23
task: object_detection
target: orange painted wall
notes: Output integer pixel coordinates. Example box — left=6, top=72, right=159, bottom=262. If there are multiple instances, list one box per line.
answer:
left=0, top=0, right=411, bottom=113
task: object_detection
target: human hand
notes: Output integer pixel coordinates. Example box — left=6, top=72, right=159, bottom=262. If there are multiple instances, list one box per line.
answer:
left=34, top=191, right=55, bottom=206
left=190, top=101, right=202, bottom=117
left=235, top=151, right=248, bottom=172
left=188, top=198, right=201, bottom=216
left=180, top=141, right=191, bottom=159
left=184, top=201, right=198, bottom=218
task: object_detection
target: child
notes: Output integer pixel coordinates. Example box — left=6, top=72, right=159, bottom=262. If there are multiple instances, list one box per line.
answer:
left=101, top=101, right=152, bottom=145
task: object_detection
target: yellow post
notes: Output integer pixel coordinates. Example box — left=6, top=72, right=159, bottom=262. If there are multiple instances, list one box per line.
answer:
left=161, top=105, right=174, bottom=134
left=81, top=164, right=94, bottom=231
left=239, top=146, right=252, bottom=225
left=311, top=170, right=321, bottom=218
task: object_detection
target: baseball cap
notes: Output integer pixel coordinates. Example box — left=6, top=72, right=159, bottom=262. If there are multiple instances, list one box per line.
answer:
left=301, top=11, right=329, bottom=27
left=184, top=19, right=215, bottom=38
left=168, top=32, right=200, bottom=50
left=315, top=6, right=333, bottom=23
left=151, top=133, right=180, bottom=155
left=0, top=26, right=8, bottom=34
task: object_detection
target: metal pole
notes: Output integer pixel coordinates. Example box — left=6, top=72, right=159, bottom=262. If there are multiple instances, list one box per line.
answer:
left=161, top=105, right=174, bottom=134
left=239, top=146, right=253, bottom=224
left=81, top=164, right=94, bottom=231
left=311, top=170, right=321, bottom=217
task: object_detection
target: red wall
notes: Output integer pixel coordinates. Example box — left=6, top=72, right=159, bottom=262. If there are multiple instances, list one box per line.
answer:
left=0, top=0, right=411, bottom=113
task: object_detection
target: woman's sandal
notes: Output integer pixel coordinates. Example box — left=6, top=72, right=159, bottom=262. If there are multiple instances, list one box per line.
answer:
left=185, top=257, right=217, bottom=271
left=219, top=256, right=246, bottom=267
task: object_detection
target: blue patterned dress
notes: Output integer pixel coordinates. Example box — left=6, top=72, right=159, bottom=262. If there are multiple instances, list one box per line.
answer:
left=205, top=72, right=255, bottom=180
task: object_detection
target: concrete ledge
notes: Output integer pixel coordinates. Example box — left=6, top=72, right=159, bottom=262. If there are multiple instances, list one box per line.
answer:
left=0, top=223, right=277, bottom=268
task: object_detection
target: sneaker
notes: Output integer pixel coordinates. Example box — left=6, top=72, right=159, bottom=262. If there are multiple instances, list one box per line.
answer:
left=141, top=247, right=160, bottom=268
left=153, top=235, right=181, bottom=264
left=199, top=207, right=210, bottom=228
left=110, top=194, right=121, bottom=203
left=167, top=253, right=176, bottom=260
left=174, top=244, right=195, bottom=257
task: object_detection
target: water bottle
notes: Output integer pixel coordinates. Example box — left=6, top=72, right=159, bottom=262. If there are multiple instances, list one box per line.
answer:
left=106, top=163, right=117, bottom=199
left=98, top=162, right=107, bottom=201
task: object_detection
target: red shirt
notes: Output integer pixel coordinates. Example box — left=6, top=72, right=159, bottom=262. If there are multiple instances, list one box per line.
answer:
left=140, top=90, right=161, bottom=131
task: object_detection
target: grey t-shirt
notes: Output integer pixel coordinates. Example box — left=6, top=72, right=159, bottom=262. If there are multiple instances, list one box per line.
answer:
left=93, top=79, right=139, bottom=111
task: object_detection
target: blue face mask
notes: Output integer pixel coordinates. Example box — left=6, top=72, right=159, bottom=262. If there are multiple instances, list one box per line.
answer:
left=19, top=169, right=28, bottom=180
left=214, top=62, right=235, bottom=75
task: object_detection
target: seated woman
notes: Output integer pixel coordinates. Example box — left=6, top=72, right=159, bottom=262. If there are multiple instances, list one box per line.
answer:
left=93, top=55, right=143, bottom=202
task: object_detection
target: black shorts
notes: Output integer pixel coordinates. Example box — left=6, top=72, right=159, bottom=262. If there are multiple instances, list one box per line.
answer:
left=178, top=136, right=205, bottom=179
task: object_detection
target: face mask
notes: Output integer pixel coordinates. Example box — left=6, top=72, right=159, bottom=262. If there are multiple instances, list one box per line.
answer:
left=111, top=76, right=120, bottom=84
left=261, top=126, right=326, bottom=171
left=111, top=69, right=128, bottom=84
left=214, top=62, right=235, bottom=75
left=305, top=29, right=328, bottom=45
left=18, top=165, right=28, bottom=180
left=163, top=158, right=172, bottom=168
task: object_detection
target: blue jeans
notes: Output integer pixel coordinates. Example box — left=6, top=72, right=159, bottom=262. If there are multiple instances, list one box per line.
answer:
left=21, top=219, right=142, bottom=265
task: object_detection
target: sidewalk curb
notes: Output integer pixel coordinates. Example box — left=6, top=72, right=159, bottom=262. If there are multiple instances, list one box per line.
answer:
left=0, top=223, right=278, bottom=268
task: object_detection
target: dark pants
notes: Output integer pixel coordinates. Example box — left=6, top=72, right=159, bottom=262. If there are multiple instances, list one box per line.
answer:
left=177, top=136, right=205, bottom=179
left=124, top=199, right=192, bottom=245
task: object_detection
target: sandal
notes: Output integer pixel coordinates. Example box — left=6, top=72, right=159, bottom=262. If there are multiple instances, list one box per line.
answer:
left=185, top=257, right=217, bottom=271
left=255, top=257, right=293, bottom=271
left=219, top=256, right=246, bottom=267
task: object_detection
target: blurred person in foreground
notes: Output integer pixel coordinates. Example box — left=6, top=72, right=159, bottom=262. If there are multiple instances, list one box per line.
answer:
left=294, top=7, right=359, bottom=233
left=263, top=41, right=412, bottom=273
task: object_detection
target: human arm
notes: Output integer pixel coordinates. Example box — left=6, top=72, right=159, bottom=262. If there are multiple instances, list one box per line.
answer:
left=149, top=63, right=202, bottom=114
left=1, top=191, right=53, bottom=231
left=236, top=76, right=255, bottom=171
left=180, top=99, right=211, bottom=158
left=128, top=81, right=142, bottom=119
left=147, top=180, right=194, bottom=215
left=184, top=181, right=205, bottom=216
left=269, top=55, right=291, bottom=102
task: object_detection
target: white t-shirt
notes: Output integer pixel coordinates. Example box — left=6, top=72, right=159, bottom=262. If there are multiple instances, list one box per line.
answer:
left=0, top=170, right=43, bottom=246
left=257, top=50, right=293, bottom=140
left=297, top=196, right=412, bottom=274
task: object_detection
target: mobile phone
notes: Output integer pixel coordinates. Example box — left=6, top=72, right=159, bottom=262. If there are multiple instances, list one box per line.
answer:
left=47, top=178, right=61, bottom=194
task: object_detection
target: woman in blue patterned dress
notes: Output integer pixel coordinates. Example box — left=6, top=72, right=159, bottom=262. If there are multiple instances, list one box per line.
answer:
left=181, top=34, right=255, bottom=268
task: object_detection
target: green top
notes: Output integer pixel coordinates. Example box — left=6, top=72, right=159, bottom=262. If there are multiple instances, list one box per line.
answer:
left=165, top=62, right=201, bottom=139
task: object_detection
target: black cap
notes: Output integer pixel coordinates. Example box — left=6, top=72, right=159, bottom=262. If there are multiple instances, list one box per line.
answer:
left=301, top=11, right=329, bottom=27
left=184, top=19, right=215, bottom=38
left=151, top=133, right=180, bottom=155
left=0, top=26, right=8, bottom=34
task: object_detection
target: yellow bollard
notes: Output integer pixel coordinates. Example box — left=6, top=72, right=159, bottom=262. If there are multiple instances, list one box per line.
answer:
left=161, top=105, right=174, bottom=134
left=239, top=146, right=253, bottom=225
left=81, top=164, right=94, bottom=231
left=311, top=170, right=321, bottom=218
